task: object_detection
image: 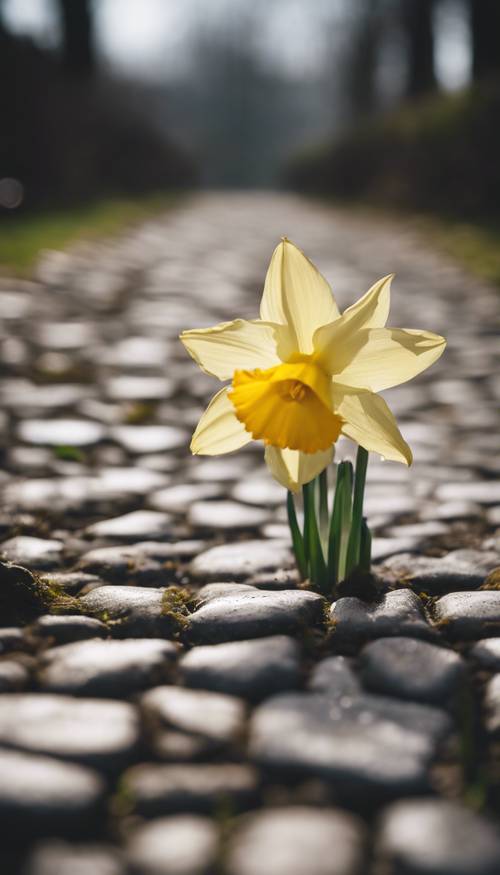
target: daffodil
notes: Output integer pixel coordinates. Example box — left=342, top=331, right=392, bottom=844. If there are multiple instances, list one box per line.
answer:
left=180, top=238, right=445, bottom=492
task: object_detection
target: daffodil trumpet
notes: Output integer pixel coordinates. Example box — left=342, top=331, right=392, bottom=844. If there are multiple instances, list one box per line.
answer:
left=180, top=238, right=446, bottom=594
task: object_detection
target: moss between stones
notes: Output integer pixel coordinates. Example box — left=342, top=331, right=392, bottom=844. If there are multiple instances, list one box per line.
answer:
left=481, top=568, right=500, bottom=590
left=35, top=577, right=84, bottom=616
left=160, top=585, right=195, bottom=631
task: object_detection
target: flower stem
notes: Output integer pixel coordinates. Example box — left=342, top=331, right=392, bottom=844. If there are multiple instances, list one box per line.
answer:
left=318, top=468, right=329, bottom=544
left=328, top=461, right=349, bottom=585
left=286, top=491, right=307, bottom=580
left=359, top=516, right=372, bottom=572
left=345, top=446, right=369, bottom=576
left=303, top=480, right=327, bottom=592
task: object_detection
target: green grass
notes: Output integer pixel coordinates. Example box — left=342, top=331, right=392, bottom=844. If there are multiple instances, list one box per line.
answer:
left=0, top=194, right=178, bottom=275
left=412, top=216, right=500, bottom=288
left=316, top=198, right=500, bottom=291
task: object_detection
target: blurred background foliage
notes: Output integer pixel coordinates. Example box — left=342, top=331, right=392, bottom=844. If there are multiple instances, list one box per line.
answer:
left=0, top=0, right=499, bottom=276
left=287, top=0, right=500, bottom=224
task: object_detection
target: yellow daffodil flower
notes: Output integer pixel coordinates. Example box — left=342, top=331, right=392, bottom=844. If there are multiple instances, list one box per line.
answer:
left=180, top=239, right=445, bottom=491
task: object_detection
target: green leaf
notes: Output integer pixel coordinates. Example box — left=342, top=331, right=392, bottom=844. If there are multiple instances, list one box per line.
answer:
left=346, top=446, right=369, bottom=576
left=359, top=517, right=372, bottom=572
left=287, top=491, right=308, bottom=580
left=303, top=480, right=328, bottom=592
left=327, top=461, right=353, bottom=588
left=338, top=461, right=353, bottom=582
left=318, top=468, right=329, bottom=544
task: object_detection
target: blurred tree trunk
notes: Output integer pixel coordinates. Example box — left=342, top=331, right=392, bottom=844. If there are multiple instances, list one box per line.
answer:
left=57, top=0, right=95, bottom=76
left=0, top=0, right=7, bottom=38
left=403, top=0, right=436, bottom=98
left=470, top=0, right=500, bottom=80
left=343, top=1, right=382, bottom=118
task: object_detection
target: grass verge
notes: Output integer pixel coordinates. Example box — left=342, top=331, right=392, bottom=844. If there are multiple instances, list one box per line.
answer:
left=0, top=193, right=179, bottom=275
left=412, top=216, right=500, bottom=288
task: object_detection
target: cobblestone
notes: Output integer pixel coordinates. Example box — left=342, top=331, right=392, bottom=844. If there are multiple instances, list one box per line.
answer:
left=0, top=193, right=499, bottom=871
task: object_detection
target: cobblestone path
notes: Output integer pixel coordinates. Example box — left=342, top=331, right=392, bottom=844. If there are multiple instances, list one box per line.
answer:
left=1, top=192, right=500, bottom=875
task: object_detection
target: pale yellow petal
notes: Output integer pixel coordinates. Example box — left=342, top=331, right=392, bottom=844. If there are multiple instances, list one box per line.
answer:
left=191, top=387, right=252, bottom=455
left=260, top=239, right=340, bottom=356
left=265, top=445, right=334, bottom=492
left=341, top=273, right=393, bottom=328
left=180, top=319, right=282, bottom=380
left=313, top=275, right=393, bottom=374
left=333, top=385, right=412, bottom=465
left=331, top=327, right=446, bottom=392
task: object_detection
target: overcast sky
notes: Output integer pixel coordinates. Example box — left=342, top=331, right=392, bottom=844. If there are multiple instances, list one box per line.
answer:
left=4, top=0, right=471, bottom=88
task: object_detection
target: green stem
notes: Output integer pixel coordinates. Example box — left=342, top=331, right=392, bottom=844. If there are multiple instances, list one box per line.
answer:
left=328, top=461, right=346, bottom=585
left=338, top=461, right=353, bottom=581
left=345, top=446, right=369, bottom=576
left=359, top=517, right=372, bottom=572
left=287, top=491, right=307, bottom=580
left=318, top=468, right=329, bottom=545
left=303, top=480, right=327, bottom=591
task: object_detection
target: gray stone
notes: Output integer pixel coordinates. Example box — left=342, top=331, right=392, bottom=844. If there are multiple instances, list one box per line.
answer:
left=110, top=424, right=186, bottom=454
left=39, top=638, right=177, bottom=697
left=433, top=592, right=500, bottom=640
left=377, top=798, right=500, bottom=875
left=189, top=501, right=269, bottom=531
left=387, top=521, right=448, bottom=540
left=127, top=815, right=218, bottom=875
left=250, top=691, right=451, bottom=801
left=0, top=660, right=29, bottom=692
left=195, top=583, right=257, bottom=605
left=123, top=762, right=258, bottom=816
left=359, top=637, right=466, bottom=704
left=406, top=569, right=485, bottom=595
left=100, top=335, right=167, bottom=368
left=445, top=549, right=500, bottom=574
left=381, top=553, right=486, bottom=594
left=78, top=586, right=174, bottom=637
left=180, top=636, right=300, bottom=700
left=188, top=589, right=325, bottom=644
left=78, top=540, right=202, bottom=582
left=422, top=500, right=481, bottom=521
left=248, top=569, right=300, bottom=590
left=18, top=419, right=105, bottom=447
left=226, top=806, right=365, bottom=875
left=23, top=842, right=124, bottom=875
left=0, top=748, right=105, bottom=835
left=0, top=627, right=25, bottom=654
left=1, top=536, right=64, bottom=570
left=0, top=694, right=140, bottom=769
left=191, top=456, right=253, bottom=483
left=3, top=478, right=95, bottom=512
left=84, top=510, right=172, bottom=541
left=93, top=466, right=168, bottom=498
left=470, top=638, right=500, bottom=670
left=141, top=686, right=245, bottom=746
left=231, top=477, right=285, bottom=507
left=484, top=674, right=500, bottom=733
left=436, top=481, right=500, bottom=505
left=308, top=656, right=361, bottom=697
left=189, top=540, right=293, bottom=581
left=331, top=590, right=435, bottom=653
left=31, top=614, right=108, bottom=644
left=107, top=375, right=171, bottom=401
left=371, top=538, right=420, bottom=562
left=151, top=730, right=221, bottom=763
left=149, top=483, right=223, bottom=513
